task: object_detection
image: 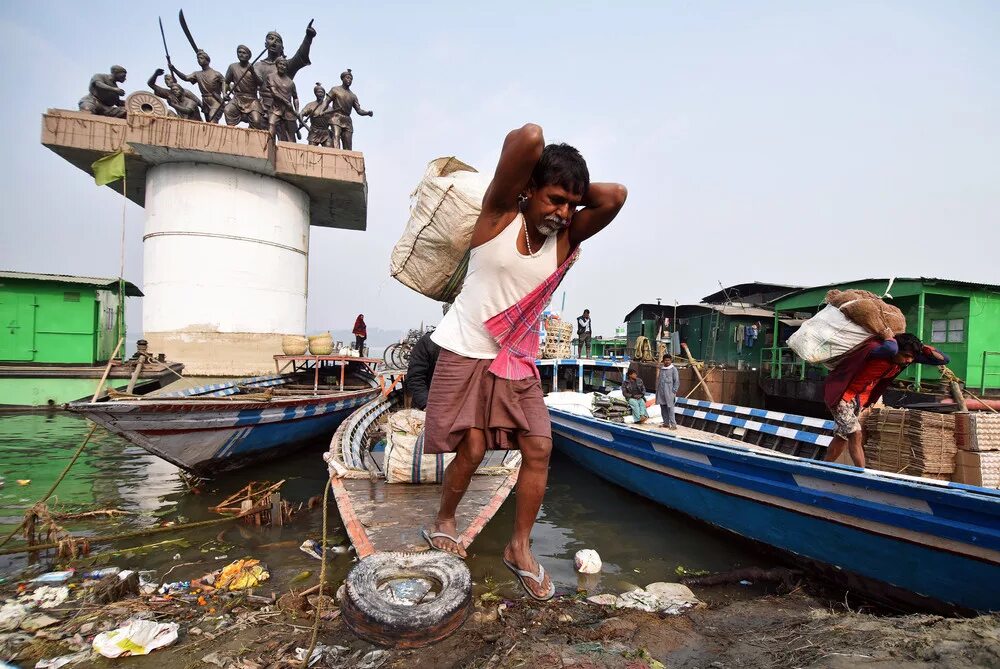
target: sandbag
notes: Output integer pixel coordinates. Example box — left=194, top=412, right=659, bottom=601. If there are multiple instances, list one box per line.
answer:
left=787, top=304, right=874, bottom=365
left=383, top=409, right=455, bottom=484
left=390, top=158, right=490, bottom=302
left=825, top=289, right=905, bottom=340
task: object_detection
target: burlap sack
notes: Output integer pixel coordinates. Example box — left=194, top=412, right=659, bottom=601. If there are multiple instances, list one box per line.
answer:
left=825, top=289, right=905, bottom=340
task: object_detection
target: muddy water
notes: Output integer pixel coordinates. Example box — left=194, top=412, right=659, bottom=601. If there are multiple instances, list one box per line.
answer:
left=0, top=413, right=774, bottom=595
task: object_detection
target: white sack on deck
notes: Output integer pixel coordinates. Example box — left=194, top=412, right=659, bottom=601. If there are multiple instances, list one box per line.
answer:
left=384, top=409, right=456, bottom=484
left=543, top=392, right=596, bottom=417
left=787, top=303, right=873, bottom=366
left=390, top=158, right=489, bottom=302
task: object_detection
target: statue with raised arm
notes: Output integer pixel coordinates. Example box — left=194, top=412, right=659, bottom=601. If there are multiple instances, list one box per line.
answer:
left=223, top=45, right=264, bottom=128
left=79, top=66, right=128, bottom=118
left=301, top=83, right=334, bottom=147
left=170, top=50, right=225, bottom=122
left=255, top=22, right=316, bottom=118
left=328, top=69, right=373, bottom=151
left=266, top=58, right=300, bottom=143
left=148, top=69, right=202, bottom=121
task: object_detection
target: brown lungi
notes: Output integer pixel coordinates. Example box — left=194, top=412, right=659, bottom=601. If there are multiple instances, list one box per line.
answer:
left=423, top=349, right=551, bottom=454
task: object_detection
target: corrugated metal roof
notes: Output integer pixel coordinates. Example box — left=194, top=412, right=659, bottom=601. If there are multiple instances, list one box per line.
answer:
left=0, top=271, right=143, bottom=297
left=771, top=277, right=1000, bottom=305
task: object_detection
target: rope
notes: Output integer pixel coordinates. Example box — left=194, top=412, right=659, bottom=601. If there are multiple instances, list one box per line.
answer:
left=299, top=479, right=331, bottom=669
left=0, top=423, right=99, bottom=549
left=941, top=366, right=999, bottom=414
left=118, top=171, right=127, bottom=362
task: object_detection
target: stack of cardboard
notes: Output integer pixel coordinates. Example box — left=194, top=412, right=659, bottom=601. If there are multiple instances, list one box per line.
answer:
left=952, top=413, right=1000, bottom=488
left=863, top=408, right=957, bottom=478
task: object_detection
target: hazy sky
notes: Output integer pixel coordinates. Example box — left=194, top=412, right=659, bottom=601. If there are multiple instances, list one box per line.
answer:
left=1, top=1, right=997, bottom=339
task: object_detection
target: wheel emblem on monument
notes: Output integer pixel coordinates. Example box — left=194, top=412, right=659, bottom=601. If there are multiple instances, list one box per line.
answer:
left=125, top=91, right=167, bottom=116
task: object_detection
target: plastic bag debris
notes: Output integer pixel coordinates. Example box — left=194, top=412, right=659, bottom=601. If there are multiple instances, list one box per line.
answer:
left=587, top=582, right=702, bottom=615
left=157, top=580, right=190, bottom=595
left=0, top=601, right=30, bottom=631
left=92, top=619, right=179, bottom=657
left=84, top=567, right=121, bottom=579
left=23, top=585, right=70, bottom=609
left=294, top=643, right=344, bottom=667
left=34, top=650, right=91, bottom=668
left=31, top=570, right=74, bottom=584
left=574, top=549, right=602, bottom=574
left=300, top=539, right=347, bottom=560
left=214, top=559, right=269, bottom=590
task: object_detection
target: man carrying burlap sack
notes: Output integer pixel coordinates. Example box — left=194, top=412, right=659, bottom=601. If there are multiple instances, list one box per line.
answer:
left=824, top=333, right=948, bottom=467
left=423, top=123, right=627, bottom=600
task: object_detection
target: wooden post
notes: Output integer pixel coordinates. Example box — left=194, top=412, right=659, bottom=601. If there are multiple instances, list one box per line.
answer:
left=91, top=338, right=125, bottom=403
left=125, top=360, right=144, bottom=394
left=681, top=343, right=715, bottom=403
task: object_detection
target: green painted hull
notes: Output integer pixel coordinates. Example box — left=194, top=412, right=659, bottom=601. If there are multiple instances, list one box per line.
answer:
left=0, top=377, right=131, bottom=409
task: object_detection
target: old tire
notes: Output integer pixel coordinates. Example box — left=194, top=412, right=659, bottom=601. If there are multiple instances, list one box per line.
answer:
left=341, top=551, right=472, bottom=648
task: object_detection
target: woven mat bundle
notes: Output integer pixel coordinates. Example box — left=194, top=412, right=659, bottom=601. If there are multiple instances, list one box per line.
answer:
left=863, top=408, right=957, bottom=476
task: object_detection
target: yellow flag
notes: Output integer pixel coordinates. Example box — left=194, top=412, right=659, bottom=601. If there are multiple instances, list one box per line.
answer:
left=91, top=150, right=126, bottom=186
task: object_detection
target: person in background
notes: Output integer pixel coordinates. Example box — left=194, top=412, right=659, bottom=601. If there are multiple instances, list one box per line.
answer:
left=353, top=314, right=367, bottom=354
left=824, top=333, right=949, bottom=467
left=577, top=309, right=592, bottom=359
left=622, top=369, right=649, bottom=423
left=656, top=354, right=680, bottom=429
left=405, top=331, right=441, bottom=410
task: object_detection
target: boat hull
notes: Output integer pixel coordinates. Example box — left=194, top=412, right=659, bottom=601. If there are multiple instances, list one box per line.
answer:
left=549, top=409, right=1000, bottom=613
left=73, top=390, right=377, bottom=476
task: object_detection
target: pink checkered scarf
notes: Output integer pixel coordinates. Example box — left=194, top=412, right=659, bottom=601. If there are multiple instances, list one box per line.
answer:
left=484, top=247, right=581, bottom=380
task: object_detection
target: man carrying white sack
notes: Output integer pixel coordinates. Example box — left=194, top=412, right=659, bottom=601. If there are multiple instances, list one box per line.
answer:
left=422, top=123, right=627, bottom=601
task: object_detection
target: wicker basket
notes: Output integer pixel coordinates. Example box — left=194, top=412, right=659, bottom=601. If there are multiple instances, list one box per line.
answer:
left=308, top=333, right=334, bottom=355
left=539, top=317, right=574, bottom=359
left=282, top=335, right=308, bottom=356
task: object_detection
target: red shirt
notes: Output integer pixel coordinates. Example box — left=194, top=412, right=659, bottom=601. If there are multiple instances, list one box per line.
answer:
left=842, top=358, right=901, bottom=406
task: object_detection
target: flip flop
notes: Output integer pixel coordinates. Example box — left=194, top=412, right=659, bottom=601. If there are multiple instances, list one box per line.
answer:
left=502, top=556, right=556, bottom=602
left=421, top=528, right=465, bottom=557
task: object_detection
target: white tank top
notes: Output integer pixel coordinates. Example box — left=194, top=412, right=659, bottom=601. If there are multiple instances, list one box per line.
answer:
left=432, top=213, right=558, bottom=359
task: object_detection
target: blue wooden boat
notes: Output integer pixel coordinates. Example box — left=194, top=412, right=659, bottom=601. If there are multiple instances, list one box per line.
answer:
left=546, top=401, right=1000, bottom=613
left=69, top=362, right=382, bottom=476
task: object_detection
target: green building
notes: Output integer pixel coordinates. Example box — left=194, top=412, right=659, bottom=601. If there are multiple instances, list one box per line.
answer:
left=0, top=272, right=157, bottom=409
left=765, top=277, right=1000, bottom=397
left=0, top=271, right=139, bottom=364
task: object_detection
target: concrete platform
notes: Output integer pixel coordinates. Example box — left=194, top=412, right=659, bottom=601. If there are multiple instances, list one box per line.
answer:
left=40, top=109, right=367, bottom=231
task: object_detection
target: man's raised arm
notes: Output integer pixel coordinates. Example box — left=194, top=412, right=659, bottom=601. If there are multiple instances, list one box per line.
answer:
left=569, top=182, right=628, bottom=246
left=480, top=124, right=545, bottom=216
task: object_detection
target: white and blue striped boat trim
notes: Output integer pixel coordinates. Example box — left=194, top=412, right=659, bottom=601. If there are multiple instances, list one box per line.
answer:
left=677, top=397, right=837, bottom=432
left=675, top=406, right=833, bottom=447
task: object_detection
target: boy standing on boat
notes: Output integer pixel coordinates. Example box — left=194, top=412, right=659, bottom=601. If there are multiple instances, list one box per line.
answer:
left=623, top=369, right=650, bottom=423
left=824, top=333, right=948, bottom=467
left=423, top=123, right=627, bottom=600
left=656, top=355, right=680, bottom=429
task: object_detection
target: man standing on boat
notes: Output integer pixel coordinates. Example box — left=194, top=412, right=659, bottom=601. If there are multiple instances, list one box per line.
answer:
left=423, top=123, right=627, bottom=600
left=656, top=354, right=680, bottom=429
left=824, top=333, right=948, bottom=467
left=577, top=309, right=593, bottom=359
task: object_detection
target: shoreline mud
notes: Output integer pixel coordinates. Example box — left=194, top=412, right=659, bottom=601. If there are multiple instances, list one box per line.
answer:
left=3, top=573, right=998, bottom=669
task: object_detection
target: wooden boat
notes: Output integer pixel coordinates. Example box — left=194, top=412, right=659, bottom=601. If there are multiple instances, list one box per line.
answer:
left=326, top=393, right=520, bottom=647
left=545, top=393, right=1000, bottom=614
left=68, top=359, right=383, bottom=477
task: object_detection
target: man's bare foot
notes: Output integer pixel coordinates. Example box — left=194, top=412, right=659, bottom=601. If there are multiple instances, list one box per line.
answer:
left=429, top=518, right=466, bottom=558
left=503, top=542, right=553, bottom=600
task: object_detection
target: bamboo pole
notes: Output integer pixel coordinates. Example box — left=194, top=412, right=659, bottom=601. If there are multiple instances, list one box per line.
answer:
left=91, top=338, right=124, bottom=403
left=681, top=343, right=715, bottom=402
left=125, top=360, right=144, bottom=394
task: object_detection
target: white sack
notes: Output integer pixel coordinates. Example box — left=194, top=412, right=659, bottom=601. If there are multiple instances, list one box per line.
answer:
left=383, top=409, right=456, bottom=484
left=787, top=304, right=873, bottom=365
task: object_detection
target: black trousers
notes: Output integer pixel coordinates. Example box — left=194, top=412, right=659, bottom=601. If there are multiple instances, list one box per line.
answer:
left=355, top=336, right=366, bottom=352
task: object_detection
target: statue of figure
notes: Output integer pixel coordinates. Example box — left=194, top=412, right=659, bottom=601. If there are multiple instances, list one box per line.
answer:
left=301, top=83, right=334, bottom=147
left=223, top=45, right=264, bottom=128
left=79, top=66, right=128, bottom=118
left=148, top=69, right=203, bottom=121
left=255, top=23, right=316, bottom=118
left=170, top=50, right=225, bottom=122
left=327, top=69, right=373, bottom=151
left=266, top=58, right=300, bottom=143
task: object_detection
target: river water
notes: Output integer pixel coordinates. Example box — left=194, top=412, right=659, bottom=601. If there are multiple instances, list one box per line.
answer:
left=0, top=412, right=773, bottom=596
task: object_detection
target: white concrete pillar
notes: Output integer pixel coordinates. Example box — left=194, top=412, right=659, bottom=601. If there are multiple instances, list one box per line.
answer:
left=142, top=162, right=310, bottom=375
